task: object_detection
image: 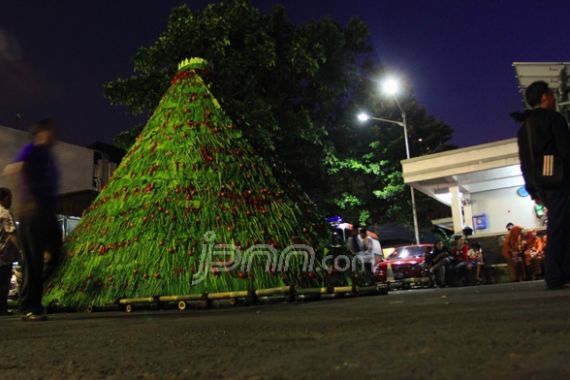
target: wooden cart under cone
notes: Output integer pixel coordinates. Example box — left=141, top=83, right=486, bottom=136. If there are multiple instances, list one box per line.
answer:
left=85, top=283, right=389, bottom=313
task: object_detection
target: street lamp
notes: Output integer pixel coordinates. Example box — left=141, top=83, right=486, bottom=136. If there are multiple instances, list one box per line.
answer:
left=358, top=78, right=420, bottom=244
left=381, top=77, right=400, bottom=96
left=357, top=112, right=370, bottom=122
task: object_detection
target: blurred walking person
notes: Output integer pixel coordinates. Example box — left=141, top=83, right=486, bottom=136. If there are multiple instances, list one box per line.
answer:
left=3, top=119, right=61, bottom=321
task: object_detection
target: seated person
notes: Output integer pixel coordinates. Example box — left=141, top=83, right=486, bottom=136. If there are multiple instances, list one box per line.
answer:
left=467, top=242, right=484, bottom=283
left=523, top=230, right=544, bottom=280
left=502, top=225, right=525, bottom=282
left=427, top=239, right=452, bottom=287
left=450, top=235, right=473, bottom=285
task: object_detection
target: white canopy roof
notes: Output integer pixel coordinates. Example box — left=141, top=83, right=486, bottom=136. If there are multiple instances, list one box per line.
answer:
left=401, top=138, right=521, bottom=205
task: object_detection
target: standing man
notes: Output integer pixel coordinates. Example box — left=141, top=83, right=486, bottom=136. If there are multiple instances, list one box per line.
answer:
left=516, top=81, right=570, bottom=289
left=3, top=119, right=61, bottom=320
left=345, top=227, right=360, bottom=256
left=355, top=227, right=375, bottom=285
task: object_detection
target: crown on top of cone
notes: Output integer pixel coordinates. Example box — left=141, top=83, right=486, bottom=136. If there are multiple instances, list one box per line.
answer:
left=178, top=57, right=208, bottom=71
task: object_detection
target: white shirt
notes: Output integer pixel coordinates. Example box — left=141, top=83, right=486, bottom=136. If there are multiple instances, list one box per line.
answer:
left=0, top=204, right=15, bottom=235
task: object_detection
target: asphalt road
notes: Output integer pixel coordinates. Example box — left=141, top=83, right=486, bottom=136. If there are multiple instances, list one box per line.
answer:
left=1, top=281, right=569, bottom=380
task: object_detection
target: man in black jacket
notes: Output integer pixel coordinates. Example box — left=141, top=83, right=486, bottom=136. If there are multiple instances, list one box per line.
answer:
left=516, top=81, right=570, bottom=289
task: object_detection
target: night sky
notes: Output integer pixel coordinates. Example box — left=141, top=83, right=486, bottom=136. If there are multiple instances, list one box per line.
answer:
left=1, top=0, right=569, bottom=148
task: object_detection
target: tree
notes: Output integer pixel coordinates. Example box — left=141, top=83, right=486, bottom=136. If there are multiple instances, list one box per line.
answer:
left=320, top=58, right=455, bottom=227
left=104, top=0, right=454, bottom=228
left=105, top=1, right=367, bottom=200
left=45, top=59, right=339, bottom=310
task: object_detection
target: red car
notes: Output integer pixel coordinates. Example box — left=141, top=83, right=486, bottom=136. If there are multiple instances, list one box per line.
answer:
left=374, top=244, right=433, bottom=288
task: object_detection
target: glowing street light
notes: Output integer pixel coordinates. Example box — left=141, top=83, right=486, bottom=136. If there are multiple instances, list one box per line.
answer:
left=356, top=112, right=404, bottom=128
left=358, top=76, right=420, bottom=245
left=357, top=112, right=370, bottom=122
left=381, top=77, right=401, bottom=96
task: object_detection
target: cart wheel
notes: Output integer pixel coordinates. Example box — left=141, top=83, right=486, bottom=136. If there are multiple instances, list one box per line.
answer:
left=286, top=290, right=296, bottom=303
left=125, top=304, right=133, bottom=313
left=246, top=289, right=258, bottom=305
left=377, top=286, right=389, bottom=295
left=178, top=300, right=187, bottom=311
left=46, top=300, right=59, bottom=313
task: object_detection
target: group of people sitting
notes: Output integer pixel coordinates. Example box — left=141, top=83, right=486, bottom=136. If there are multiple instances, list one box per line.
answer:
left=502, top=223, right=545, bottom=282
left=426, top=235, right=485, bottom=287
left=426, top=223, right=547, bottom=287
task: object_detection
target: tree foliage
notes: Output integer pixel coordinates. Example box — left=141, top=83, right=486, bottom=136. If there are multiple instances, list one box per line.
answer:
left=326, top=69, right=456, bottom=226
left=104, top=0, right=454, bottom=227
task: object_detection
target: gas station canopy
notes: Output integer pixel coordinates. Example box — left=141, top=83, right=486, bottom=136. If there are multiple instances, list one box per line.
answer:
left=400, top=62, right=569, bottom=234
left=401, top=138, right=522, bottom=206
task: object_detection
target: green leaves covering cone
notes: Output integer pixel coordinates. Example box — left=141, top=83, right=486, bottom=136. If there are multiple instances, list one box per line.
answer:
left=44, top=59, right=335, bottom=310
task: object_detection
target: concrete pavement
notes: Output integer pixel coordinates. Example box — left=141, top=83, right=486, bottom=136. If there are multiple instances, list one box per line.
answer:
left=0, top=281, right=569, bottom=379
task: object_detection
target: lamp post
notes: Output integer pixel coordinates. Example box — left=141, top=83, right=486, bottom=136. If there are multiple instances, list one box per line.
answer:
left=358, top=78, right=420, bottom=244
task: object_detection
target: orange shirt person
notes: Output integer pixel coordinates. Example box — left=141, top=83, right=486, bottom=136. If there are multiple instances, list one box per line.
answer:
left=502, top=225, right=523, bottom=281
